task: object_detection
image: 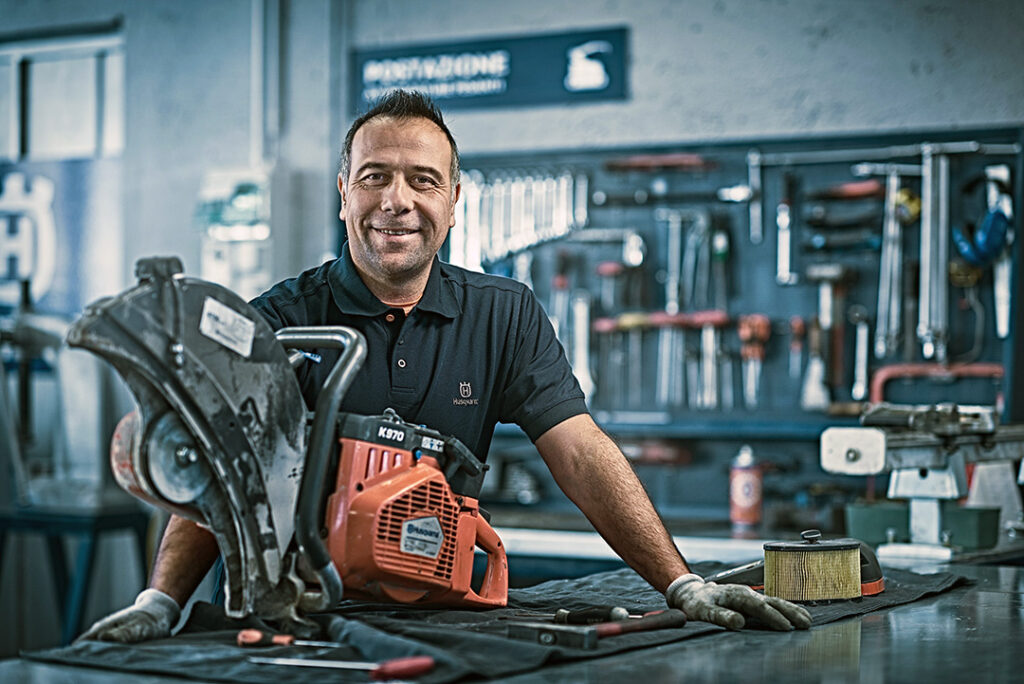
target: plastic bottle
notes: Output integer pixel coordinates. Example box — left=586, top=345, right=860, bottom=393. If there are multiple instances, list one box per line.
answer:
left=730, top=444, right=762, bottom=537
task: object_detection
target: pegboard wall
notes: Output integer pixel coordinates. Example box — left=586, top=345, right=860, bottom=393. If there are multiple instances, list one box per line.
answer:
left=454, top=127, right=1023, bottom=443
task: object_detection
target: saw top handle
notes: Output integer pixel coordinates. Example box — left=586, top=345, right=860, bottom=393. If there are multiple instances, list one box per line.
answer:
left=275, top=327, right=367, bottom=611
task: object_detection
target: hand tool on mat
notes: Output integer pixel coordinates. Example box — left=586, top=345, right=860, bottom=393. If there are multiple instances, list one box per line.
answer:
left=66, top=257, right=508, bottom=638
left=506, top=609, right=687, bottom=649
left=236, top=629, right=339, bottom=648
left=248, top=654, right=435, bottom=679
left=501, top=605, right=633, bottom=624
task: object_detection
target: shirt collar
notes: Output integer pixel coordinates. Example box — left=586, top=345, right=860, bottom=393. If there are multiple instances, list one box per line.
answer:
left=328, top=243, right=460, bottom=319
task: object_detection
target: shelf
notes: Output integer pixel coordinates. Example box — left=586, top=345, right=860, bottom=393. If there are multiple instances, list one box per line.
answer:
left=493, top=411, right=858, bottom=442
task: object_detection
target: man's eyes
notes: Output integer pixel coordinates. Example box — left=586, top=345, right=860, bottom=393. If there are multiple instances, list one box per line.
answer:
left=358, top=172, right=441, bottom=188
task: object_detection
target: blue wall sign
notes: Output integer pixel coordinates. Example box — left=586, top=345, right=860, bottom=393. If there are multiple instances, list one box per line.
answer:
left=351, top=27, right=629, bottom=113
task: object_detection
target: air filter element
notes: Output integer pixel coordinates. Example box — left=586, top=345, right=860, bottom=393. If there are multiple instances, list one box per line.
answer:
left=764, top=529, right=861, bottom=601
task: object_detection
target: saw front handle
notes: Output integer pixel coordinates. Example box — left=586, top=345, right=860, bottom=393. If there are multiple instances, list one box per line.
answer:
left=463, top=508, right=509, bottom=606
left=275, top=327, right=367, bottom=611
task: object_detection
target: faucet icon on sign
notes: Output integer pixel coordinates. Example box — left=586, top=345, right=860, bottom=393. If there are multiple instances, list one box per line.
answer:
left=564, top=40, right=612, bottom=92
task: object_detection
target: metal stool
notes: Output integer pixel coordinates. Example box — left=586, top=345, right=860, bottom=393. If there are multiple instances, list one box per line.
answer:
left=0, top=505, right=150, bottom=644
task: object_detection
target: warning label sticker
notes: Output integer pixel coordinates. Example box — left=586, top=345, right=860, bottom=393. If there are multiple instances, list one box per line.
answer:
left=199, top=296, right=255, bottom=358
left=400, top=516, right=444, bottom=559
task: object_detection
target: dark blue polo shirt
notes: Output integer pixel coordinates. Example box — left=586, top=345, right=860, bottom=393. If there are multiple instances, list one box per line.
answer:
left=250, top=244, right=587, bottom=460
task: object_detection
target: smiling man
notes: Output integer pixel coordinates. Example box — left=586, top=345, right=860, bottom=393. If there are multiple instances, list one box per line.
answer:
left=79, top=90, right=810, bottom=643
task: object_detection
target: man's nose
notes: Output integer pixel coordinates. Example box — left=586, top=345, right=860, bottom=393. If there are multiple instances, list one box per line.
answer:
left=380, top=176, right=414, bottom=213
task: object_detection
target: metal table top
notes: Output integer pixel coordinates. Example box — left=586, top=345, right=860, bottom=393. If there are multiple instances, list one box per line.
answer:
left=2, top=561, right=1022, bottom=683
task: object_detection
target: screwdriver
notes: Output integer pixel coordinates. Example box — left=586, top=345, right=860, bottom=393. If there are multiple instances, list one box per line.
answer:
left=248, top=654, right=436, bottom=679
left=236, top=628, right=339, bottom=648
left=502, top=605, right=633, bottom=624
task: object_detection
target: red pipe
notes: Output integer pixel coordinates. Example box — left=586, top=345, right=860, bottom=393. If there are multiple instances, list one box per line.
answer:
left=869, top=362, right=1004, bottom=403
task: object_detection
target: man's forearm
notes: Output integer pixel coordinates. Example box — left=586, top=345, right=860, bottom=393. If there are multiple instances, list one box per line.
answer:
left=536, top=414, right=690, bottom=592
left=149, top=514, right=220, bottom=607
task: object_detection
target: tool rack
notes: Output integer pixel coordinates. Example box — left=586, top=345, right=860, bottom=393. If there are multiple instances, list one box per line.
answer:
left=455, top=127, right=1024, bottom=445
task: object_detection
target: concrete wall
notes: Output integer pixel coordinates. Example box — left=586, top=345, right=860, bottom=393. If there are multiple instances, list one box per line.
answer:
left=351, top=0, right=1024, bottom=153
left=1, top=0, right=1022, bottom=655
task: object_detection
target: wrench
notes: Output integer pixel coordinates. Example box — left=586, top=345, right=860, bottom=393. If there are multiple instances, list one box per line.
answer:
left=570, top=291, right=595, bottom=402
left=848, top=304, right=869, bottom=401
left=775, top=173, right=798, bottom=285
left=986, top=164, right=1014, bottom=339
left=747, top=149, right=763, bottom=244
left=917, top=147, right=951, bottom=362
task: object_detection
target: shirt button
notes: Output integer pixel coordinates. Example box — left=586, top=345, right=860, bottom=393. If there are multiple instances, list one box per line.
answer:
left=385, top=313, right=396, bottom=322
left=397, top=358, right=406, bottom=368
left=398, top=339, right=404, bottom=345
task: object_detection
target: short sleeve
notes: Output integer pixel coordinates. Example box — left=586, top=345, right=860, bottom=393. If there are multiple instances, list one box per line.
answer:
left=499, top=287, right=588, bottom=441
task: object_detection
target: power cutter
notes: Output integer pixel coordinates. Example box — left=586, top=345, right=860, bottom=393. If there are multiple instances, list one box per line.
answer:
left=66, top=257, right=508, bottom=635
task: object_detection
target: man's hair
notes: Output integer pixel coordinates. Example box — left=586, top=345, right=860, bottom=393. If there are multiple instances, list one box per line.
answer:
left=339, top=89, right=461, bottom=193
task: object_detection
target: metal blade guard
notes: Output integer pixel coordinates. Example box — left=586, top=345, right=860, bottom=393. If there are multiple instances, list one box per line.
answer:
left=67, top=257, right=506, bottom=632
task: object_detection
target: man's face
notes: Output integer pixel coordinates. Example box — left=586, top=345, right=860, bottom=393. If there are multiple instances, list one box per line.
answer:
left=340, top=116, right=460, bottom=290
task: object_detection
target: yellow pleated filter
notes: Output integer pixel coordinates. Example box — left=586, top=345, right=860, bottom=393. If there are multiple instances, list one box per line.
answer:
left=763, top=530, right=861, bottom=602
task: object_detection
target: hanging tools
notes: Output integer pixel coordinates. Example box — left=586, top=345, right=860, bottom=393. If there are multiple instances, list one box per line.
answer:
left=679, top=210, right=712, bottom=309
left=850, top=162, right=922, bottom=360
left=952, top=164, right=1014, bottom=339
left=805, top=262, right=850, bottom=390
left=800, top=317, right=829, bottom=411
left=571, top=291, right=596, bottom=401
left=692, top=309, right=729, bottom=410
left=948, top=262, right=985, bottom=363
left=248, top=655, right=436, bottom=679
left=618, top=311, right=649, bottom=408
left=651, top=311, right=687, bottom=408
left=592, top=316, right=620, bottom=409
left=985, top=165, right=1014, bottom=339
left=738, top=314, right=771, bottom=409
left=712, top=227, right=731, bottom=311
left=847, top=305, right=870, bottom=401
left=775, top=172, right=799, bottom=285
left=549, top=252, right=572, bottom=351
left=918, top=145, right=952, bottom=362
left=789, top=316, right=805, bottom=381
left=655, top=209, right=686, bottom=408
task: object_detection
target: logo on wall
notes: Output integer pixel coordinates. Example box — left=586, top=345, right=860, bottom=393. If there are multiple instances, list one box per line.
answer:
left=0, top=173, right=57, bottom=308
left=564, top=41, right=612, bottom=92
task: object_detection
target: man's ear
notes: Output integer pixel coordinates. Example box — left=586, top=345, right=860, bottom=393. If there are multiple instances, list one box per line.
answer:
left=448, top=182, right=462, bottom=227
left=338, top=174, right=347, bottom=218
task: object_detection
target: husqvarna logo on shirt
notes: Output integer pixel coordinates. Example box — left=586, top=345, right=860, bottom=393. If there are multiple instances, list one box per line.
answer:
left=453, top=381, right=479, bottom=406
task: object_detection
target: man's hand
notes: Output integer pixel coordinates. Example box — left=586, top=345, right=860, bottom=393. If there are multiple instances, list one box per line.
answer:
left=76, top=588, right=181, bottom=643
left=666, top=573, right=812, bottom=631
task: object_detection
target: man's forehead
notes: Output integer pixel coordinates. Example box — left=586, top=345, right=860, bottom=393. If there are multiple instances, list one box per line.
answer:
left=352, top=116, right=451, bottom=166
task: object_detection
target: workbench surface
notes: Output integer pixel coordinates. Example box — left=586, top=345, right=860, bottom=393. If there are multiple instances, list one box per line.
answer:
left=2, top=561, right=1021, bottom=683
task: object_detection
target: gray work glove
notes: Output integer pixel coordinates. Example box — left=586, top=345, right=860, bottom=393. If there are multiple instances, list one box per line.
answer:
left=665, top=573, right=812, bottom=631
left=77, top=588, right=181, bottom=643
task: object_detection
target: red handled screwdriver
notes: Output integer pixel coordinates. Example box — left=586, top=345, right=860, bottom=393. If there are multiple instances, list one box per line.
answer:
left=248, top=654, right=436, bottom=679
left=236, top=628, right=339, bottom=648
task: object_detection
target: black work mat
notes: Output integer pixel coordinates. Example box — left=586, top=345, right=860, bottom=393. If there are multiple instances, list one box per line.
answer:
left=24, top=562, right=968, bottom=683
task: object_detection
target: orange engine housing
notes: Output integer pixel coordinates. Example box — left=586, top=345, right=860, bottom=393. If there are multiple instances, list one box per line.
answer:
left=324, top=430, right=508, bottom=608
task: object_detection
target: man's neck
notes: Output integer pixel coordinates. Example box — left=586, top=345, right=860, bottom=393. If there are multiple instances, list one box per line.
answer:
left=359, top=268, right=429, bottom=314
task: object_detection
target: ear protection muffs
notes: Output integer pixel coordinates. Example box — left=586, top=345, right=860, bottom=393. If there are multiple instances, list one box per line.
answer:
left=952, top=174, right=1012, bottom=267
